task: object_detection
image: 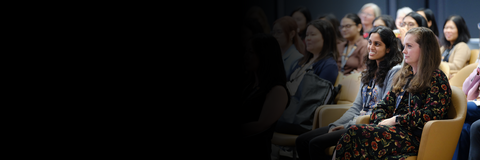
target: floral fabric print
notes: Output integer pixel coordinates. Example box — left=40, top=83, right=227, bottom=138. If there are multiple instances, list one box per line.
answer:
left=335, top=69, right=452, bottom=160
left=362, top=84, right=379, bottom=115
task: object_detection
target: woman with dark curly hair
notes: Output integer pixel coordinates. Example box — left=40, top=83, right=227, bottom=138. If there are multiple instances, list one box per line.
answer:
left=296, top=26, right=402, bottom=160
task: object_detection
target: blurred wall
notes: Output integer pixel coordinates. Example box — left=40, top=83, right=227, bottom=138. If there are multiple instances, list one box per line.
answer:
left=243, top=0, right=480, bottom=39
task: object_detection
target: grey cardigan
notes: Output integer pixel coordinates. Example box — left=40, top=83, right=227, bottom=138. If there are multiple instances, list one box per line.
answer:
left=328, top=64, right=402, bottom=130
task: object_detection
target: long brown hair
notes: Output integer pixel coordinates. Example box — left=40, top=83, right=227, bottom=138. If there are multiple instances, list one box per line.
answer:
left=392, top=27, right=441, bottom=94
left=298, top=19, right=338, bottom=66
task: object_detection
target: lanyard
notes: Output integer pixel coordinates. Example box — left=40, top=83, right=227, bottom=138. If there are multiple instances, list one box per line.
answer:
left=396, top=78, right=412, bottom=112
left=341, top=43, right=356, bottom=72
left=363, top=79, right=376, bottom=111
left=442, top=45, right=456, bottom=62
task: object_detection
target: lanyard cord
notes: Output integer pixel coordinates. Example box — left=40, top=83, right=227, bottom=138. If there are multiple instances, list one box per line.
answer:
left=396, top=78, right=412, bottom=111
left=363, top=79, right=376, bottom=111
left=341, top=43, right=357, bottom=72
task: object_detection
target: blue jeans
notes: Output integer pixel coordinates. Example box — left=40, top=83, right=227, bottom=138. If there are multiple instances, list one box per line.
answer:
left=469, top=119, right=480, bottom=160
left=452, top=102, right=480, bottom=160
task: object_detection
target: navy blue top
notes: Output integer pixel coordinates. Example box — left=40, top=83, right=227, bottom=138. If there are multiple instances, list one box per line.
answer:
left=290, top=57, right=339, bottom=85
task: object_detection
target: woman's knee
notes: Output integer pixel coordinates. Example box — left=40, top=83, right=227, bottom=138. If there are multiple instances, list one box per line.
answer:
left=471, top=120, right=480, bottom=133
left=296, top=132, right=311, bottom=146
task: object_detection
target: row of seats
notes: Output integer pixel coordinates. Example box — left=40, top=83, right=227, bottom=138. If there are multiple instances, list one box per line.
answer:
left=272, top=60, right=478, bottom=159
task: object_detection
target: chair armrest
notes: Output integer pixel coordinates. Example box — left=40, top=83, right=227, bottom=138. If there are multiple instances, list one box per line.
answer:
left=416, top=118, right=464, bottom=160
left=355, top=115, right=370, bottom=124
left=312, top=104, right=353, bottom=130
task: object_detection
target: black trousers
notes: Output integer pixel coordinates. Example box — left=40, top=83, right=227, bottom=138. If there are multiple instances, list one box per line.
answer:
left=295, top=126, right=348, bottom=160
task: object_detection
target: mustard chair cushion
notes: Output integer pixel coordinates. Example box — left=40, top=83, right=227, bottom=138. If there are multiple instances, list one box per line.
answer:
left=335, top=72, right=361, bottom=104
left=439, top=62, right=450, bottom=79
left=449, top=63, right=478, bottom=91
left=470, top=49, right=479, bottom=64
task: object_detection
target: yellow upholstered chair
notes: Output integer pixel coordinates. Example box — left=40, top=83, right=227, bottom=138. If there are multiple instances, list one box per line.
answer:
left=470, top=49, right=479, bottom=64
left=334, top=71, right=343, bottom=87
left=355, top=86, right=467, bottom=160
left=439, top=62, right=450, bottom=79
left=311, top=72, right=362, bottom=155
left=449, top=63, right=478, bottom=91
left=271, top=72, right=360, bottom=159
left=312, top=104, right=354, bottom=155
left=335, top=72, right=362, bottom=104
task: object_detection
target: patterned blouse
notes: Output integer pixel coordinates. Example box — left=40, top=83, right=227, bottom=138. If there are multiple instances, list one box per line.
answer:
left=361, top=82, right=379, bottom=116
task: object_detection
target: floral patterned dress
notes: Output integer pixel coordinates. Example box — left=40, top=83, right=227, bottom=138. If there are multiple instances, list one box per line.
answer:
left=335, top=69, right=452, bottom=160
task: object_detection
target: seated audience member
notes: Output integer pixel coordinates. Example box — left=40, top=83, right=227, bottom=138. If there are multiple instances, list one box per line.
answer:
left=395, top=7, right=413, bottom=30
left=275, top=19, right=339, bottom=159
left=288, top=19, right=339, bottom=90
left=398, top=12, right=428, bottom=45
left=337, top=13, right=368, bottom=75
left=272, top=16, right=305, bottom=77
left=296, top=26, right=403, bottom=160
left=240, top=33, right=290, bottom=160
left=417, top=8, right=440, bottom=37
left=372, top=15, right=396, bottom=30
left=453, top=63, right=480, bottom=160
left=463, top=63, right=480, bottom=101
left=334, top=27, right=451, bottom=159
left=290, top=6, right=312, bottom=42
left=373, top=15, right=401, bottom=50
left=358, top=3, right=381, bottom=38
left=440, top=15, right=471, bottom=76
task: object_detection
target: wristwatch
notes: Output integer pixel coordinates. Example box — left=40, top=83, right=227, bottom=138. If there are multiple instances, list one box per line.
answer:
left=395, top=116, right=400, bottom=125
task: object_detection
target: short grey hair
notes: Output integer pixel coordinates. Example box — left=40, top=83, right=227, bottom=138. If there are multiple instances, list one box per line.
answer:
left=396, top=7, right=413, bottom=18
left=359, top=3, right=381, bottom=18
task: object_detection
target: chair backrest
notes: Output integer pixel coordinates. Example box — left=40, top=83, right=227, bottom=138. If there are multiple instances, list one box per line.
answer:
left=335, top=72, right=361, bottom=104
left=334, top=71, right=343, bottom=86
left=446, top=86, right=467, bottom=120
left=449, top=63, right=478, bottom=91
left=470, top=49, right=479, bottom=64
left=416, top=86, right=467, bottom=160
left=439, top=62, right=450, bottom=79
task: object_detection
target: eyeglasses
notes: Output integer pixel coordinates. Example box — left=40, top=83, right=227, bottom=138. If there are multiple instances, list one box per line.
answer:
left=359, top=12, right=374, bottom=18
left=400, top=22, right=416, bottom=28
left=339, top=24, right=356, bottom=29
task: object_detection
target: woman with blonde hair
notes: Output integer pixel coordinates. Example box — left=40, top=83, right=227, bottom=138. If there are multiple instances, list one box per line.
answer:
left=334, top=27, right=452, bottom=159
